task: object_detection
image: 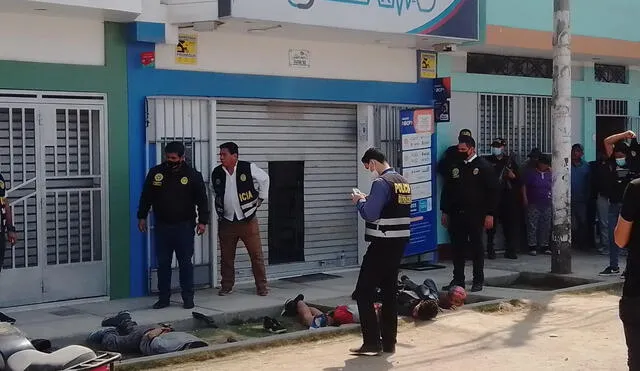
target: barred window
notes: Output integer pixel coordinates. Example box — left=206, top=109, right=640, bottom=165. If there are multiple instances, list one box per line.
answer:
left=467, top=53, right=553, bottom=79
left=594, top=64, right=627, bottom=84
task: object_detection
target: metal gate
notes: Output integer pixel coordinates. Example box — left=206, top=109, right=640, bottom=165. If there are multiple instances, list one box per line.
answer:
left=0, top=93, right=107, bottom=307
left=145, top=97, right=216, bottom=292
left=373, top=105, right=411, bottom=168
left=478, top=94, right=552, bottom=163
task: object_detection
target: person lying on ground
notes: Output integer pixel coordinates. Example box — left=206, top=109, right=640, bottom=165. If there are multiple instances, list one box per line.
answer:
left=281, top=295, right=375, bottom=329
left=86, top=311, right=207, bottom=356
left=397, top=276, right=467, bottom=311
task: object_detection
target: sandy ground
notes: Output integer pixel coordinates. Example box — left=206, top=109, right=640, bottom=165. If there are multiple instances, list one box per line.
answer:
left=149, top=293, right=627, bottom=371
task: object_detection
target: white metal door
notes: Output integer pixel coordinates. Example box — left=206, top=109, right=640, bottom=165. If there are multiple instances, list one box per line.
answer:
left=145, top=98, right=215, bottom=292
left=39, top=106, right=107, bottom=301
left=0, top=105, right=44, bottom=307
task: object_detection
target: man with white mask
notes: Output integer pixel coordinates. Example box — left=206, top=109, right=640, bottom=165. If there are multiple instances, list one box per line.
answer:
left=483, top=138, right=522, bottom=260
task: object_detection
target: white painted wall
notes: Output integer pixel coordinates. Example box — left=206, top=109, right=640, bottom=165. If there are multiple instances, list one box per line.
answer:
left=0, top=13, right=104, bottom=65
left=572, top=97, right=584, bottom=146
left=32, top=0, right=142, bottom=13
left=155, top=31, right=417, bottom=83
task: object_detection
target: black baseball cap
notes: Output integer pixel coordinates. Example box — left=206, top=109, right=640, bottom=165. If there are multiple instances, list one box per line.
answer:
left=491, top=138, right=506, bottom=147
left=458, top=129, right=472, bottom=141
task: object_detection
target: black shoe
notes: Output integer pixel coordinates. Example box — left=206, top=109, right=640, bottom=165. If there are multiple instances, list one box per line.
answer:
left=599, top=267, right=620, bottom=276
left=152, top=300, right=170, bottom=309
left=192, top=312, right=219, bottom=328
left=487, top=248, right=497, bottom=260
left=351, top=290, right=357, bottom=300
left=101, top=311, right=131, bottom=327
left=281, top=294, right=304, bottom=317
left=349, top=344, right=382, bottom=356
left=442, top=280, right=465, bottom=291
left=504, top=252, right=518, bottom=259
left=183, top=299, right=195, bottom=309
left=0, top=312, right=16, bottom=324
left=30, top=339, right=51, bottom=352
left=263, top=316, right=287, bottom=334
left=383, top=344, right=396, bottom=354
left=471, top=283, right=483, bottom=292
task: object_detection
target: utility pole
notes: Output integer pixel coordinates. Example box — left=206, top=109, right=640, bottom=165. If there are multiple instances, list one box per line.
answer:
left=551, top=0, right=572, bottom=274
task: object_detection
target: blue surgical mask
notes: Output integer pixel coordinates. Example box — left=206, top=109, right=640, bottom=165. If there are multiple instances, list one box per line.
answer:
left=616, top=158, right=627, bottom=167
left=491, top=147, right=503, bottom=156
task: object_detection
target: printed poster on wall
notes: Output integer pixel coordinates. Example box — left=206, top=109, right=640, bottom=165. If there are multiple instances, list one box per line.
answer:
left=176, top=34, right=198, bottom=65
left=419, top=52, right=437, bottom=79
left=400, top=108, right=437, bottom=257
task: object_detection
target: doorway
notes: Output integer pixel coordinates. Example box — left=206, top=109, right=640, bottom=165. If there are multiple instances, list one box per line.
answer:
left=268, top=161, right=305, bottom=265
left=596, top=116, right=626, bottom=157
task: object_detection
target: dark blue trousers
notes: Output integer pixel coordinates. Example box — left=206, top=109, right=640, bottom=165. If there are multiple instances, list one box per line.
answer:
left=155, top=221, right=195, bottom=302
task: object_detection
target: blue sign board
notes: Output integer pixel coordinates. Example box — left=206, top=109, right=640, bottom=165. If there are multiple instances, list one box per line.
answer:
left=400, top=109, right=438, bottom=258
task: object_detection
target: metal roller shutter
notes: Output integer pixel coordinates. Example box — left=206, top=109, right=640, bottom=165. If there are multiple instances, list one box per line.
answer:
left=216, top=101, right=359, bottom=280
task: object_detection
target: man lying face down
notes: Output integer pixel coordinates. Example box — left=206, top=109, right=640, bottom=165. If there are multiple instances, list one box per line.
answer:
left=87, top=311, right=207, bottom=356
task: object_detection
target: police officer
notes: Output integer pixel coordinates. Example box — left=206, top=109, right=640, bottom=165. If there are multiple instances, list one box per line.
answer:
left=0, top=172, right=18, bottom=324
left=350, top=148, right=411, bottom=356
left=437, top=128, right=473, bottom=177
left=441, top=136, right=498, bottom=292
left=137, top=141, right=210, bottom=310
left=599, top=131, right=640, bottom=276
left=484, top=138, right=521, bottom=260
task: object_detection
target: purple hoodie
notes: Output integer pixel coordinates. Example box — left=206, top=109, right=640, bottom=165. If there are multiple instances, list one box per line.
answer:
left=525, top=169, right=552, bottom=206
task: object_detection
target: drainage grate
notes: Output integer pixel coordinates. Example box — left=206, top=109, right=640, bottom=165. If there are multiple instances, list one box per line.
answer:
left=279, top=273, right=342, bottom=284
left=50, top=308, right=84, bottom=317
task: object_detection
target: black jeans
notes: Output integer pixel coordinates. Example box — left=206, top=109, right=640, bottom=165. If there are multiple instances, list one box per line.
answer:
left=354, top=239, right=406, bottom=348
left=487, top=195, right=520, bottom=255
left=620, top=296, right=640, bottom=370
left=449, top=211, right=485, bottom=285
left=155, top=221, right=195, bottom=302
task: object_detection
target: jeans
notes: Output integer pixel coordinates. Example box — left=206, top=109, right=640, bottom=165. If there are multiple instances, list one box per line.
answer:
left=608, top=203, right=622, bottom=269
left=597, top=195, right=610, bottom=251
left=155, top=221, right=195, bottom=302
left=620, top=296, right=640, bottom=370
left=354, top=238, right=406, bottom=348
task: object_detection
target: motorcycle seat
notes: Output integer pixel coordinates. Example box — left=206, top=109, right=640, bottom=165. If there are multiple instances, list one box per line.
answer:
left=7, top=345, right=96, bottom=371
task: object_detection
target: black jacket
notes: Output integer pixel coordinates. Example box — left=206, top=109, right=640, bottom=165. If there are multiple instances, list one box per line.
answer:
left=137, top=162, right=210, bottom=225
left=440, top=156, right=499, bottom=216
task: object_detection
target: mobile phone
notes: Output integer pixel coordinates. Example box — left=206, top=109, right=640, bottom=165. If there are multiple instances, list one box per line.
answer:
left=352, top=188, right=362, bottom=195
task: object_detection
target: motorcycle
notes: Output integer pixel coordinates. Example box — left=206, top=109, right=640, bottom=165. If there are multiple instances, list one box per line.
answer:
left=0, top=323, right=120, bottom=371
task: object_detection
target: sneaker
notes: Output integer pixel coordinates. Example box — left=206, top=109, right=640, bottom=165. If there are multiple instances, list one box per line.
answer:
left=543, top=248, right=552, bottom=255
left=281, top=294, right=304, bottom=317
left=152, top=300, right=170, bottom=310
left=0, top=312, right=16, bottom=324
left=599, top=267, right=621, bottom=276
left=528, top=247, right=537, bottom=256
left=183, top=299, right=195, bottom=310
left=101, top=311, right=131, bottom=327
left=504, top=252, right=518, bottom=260
left=263, top=316, right=287, bottom=334
left=349, top=344, right=382, bottom=356
left=470, top=283, right=483, bottom=292
left=442, top=280, right=465, bottom=291
left=487, top=250, right=497, bottom=260
left=218, top=288, right=233, bottom=296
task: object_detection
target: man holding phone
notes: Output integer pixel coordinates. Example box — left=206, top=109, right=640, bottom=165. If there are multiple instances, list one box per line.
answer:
left=137, top=142, right=210, bottom=310
left=0, top=171, right=18, bottom=324
left=350, top=148, right=411, bottom=356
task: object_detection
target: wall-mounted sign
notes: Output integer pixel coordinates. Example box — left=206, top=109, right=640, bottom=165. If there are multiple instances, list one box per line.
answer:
left=141, top=51, right=155, bottom=68
left=419, top=52, right=437, bottom=79
left=434, top=77, right=452, bottom=123
left=176, top=33, right=198, bottom=65
left=289, top=49, right=311, bottom=68
left=218, top=0, right=479, bottom=40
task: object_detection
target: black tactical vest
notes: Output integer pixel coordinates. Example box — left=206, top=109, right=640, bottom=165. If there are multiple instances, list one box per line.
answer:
left=211, top=160, right=259, bottom=220
left=364, top=171, right=412, bottom=242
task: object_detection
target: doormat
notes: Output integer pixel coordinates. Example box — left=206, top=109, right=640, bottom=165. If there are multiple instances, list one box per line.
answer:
left=400, top=262, right=447, bottom=272
left=280, top=273, right=342, bottom=284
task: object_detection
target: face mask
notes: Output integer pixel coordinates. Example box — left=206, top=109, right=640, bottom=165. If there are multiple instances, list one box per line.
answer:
left=616, top=158, right=627, bottom=167
left=167, top=160, right=181, bottom=169
left=458, top=151, right=469, bottom=161
left=491, top=147, right=503, bottom=156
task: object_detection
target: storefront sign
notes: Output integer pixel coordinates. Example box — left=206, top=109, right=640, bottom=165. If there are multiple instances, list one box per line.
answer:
left=434, top=77, right=451, bottom=123
left=289, top=49, right=311, bottom=68
left=400, top=109, right=437, bottom=258
left=141, top=51, right=155, bottom=68
left=176, top=34, right=198, bottom=65
left=420, top=52, right=437, bottom=79
left=219, top=0, right=479, bottom=40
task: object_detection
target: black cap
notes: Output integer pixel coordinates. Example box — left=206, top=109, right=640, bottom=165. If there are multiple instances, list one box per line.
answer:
left=491, top=138, right=506, bottom=147
left=528, top=148, right=542, bottom=158
left=538, top=154, right=551, bottom=166
left=458, top=129, right=472, bottom=141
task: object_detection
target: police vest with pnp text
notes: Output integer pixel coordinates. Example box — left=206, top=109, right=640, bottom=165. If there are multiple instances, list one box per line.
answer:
left=211, top=160, right=259, bottom=221
left=364, top=172, right=412, bottom=242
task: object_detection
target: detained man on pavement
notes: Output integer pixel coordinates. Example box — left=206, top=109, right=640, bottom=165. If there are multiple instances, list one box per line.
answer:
left=350, top=148, right=411, bottom=356
left=211, top=142, right=270, bottom=297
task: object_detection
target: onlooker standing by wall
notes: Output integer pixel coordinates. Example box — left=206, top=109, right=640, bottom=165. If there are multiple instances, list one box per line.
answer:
left=571, top=144, right=591, bottom=251
left=592, top=152, right=612, bottom=255
left=522, top=155, right=552, bottom=256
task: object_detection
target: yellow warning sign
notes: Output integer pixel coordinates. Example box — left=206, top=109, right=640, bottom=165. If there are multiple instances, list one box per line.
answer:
left=420, top=52, right=437, bottom=79
left=176, top=33, right=198, bottom=65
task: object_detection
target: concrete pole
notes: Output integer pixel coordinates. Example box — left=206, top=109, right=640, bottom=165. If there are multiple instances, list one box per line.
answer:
left=551, top=0, right=572, bottom=274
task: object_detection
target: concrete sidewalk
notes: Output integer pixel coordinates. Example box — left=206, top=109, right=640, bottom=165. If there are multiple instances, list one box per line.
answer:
left=1, top=251, right=621, bottom=344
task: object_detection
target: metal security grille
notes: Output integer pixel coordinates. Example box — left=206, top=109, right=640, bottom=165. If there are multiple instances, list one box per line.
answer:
left=478, top=94, right=552, bottom=163
left=596, top=99, right=628, bottom=116
left=145, top=97, right=214, bottom=291
left=594, top=64, right=628, bottom=84
left=216, top=101, right=359, bottom=279
left=0, top=93, right=107, bottom=308
left=373, top=105, right=407, bottom=169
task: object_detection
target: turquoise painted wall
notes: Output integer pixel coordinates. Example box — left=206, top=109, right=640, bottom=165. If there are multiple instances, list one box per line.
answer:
left=435, top=55, right=640, bottom=244
left=486, top=0, right=640, bottom=41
